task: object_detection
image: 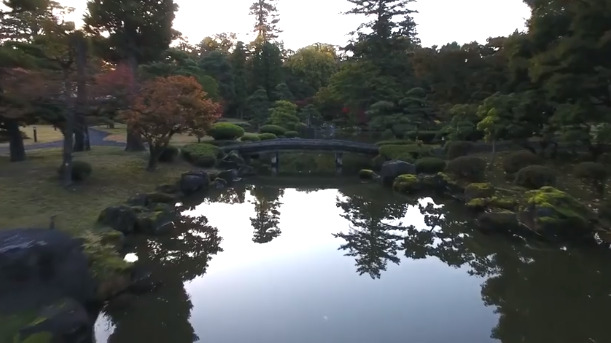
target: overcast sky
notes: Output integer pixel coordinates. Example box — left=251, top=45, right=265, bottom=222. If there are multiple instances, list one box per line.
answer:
left=60, top=0, right=531, bottom=50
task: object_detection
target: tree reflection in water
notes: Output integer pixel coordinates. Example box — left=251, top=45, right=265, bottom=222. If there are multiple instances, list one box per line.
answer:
left=103, top=214, right=223, bottom=343
left=336, top=189, right=611, bottom=342
left=334, top=186, right=410, bottom=279
left=250, top=186, right=284, bottom=244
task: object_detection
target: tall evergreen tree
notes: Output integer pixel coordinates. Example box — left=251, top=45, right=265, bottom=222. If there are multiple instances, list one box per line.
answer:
left=249, top=0, right=281, bottom=44
left=230, top=41, right=248, bottom=118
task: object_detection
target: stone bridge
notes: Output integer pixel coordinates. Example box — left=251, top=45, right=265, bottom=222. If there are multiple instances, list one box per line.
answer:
left=220, top=138, right=379, bottom=174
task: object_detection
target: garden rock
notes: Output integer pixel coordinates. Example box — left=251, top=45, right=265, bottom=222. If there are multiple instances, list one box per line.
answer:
left=0, top=229, right=95, bottom=314
left=380, top=160, right=416, bottom=185
left=98, top=205, right=138, bottom=234
left=179, top=171, right=210, bottom=195
left=476, top=211, right=520, bottom=234
left=17, top=297, right=92, bottom=343
left=217, top=169, right=240, bottom=185
left=134, top=209, right=175, bottom=235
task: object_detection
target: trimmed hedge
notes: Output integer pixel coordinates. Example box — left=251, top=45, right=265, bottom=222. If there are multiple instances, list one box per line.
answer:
left=445, top=156, right=486, bottom=182
left=241, top=133, right=261, bottom=142
left=181, top=143, right=221, bottom=167
left=208, top=122, right=245, bottom=140
left=58, top=160, right=92, bottom=181
left=514, top=165, right=556, bottom=189
left=285, top=130, right=299, bottom=138
left=258, top=133, right=277, bottom=140
left=503, top=150, right=541, bottom=174
left=415, top=157, right=446, bottom=174
left=445, top=141, right=473, bottom=159
left=379, top=144, right=431, bottom=162
left=260, top=125, right=286, bottom=136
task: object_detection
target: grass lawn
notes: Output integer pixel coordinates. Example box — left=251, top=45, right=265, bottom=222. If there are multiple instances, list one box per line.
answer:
left=0, top=125, right=63, bottom=148
left=92, top=123, right=213, bottom=146
left=0, top=146, right=196, bottom=233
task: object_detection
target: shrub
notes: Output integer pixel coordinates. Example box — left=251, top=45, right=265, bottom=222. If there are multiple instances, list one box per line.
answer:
left=58, top=160, right=92, bottom=181
left=181, top=143, right=220, bottom=167
left=415, top=157, right=446, bottom=174
left=445, top=156, right=486, bottom=182
left=574, top=161, right=608, bottom=194
left=358, top=169, right=376, bottom=180
left=445, top=141, right=473, bottom=159
left=241, top=133, right=261, bottom=142
left=503, top=150, right=541, bottom=174
left=379, top=144, right=430, bottom=162
left=514, top=165, right=556, bottom=189
left=285, top=130, right=299, bottom=138
left=158, top=145, right=179, bottom=162
left=406, top=130, right=439, bottom=144
left=208, top=122, right=245, bottom=140
left=260, top=124, right=286, bottom=136
left=258, top=133, right=277, bottom=140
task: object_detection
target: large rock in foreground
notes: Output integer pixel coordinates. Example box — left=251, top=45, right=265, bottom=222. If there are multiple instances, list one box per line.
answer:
left=179, top=171, right=210, bottom=195
left=380, top=160, right=416, bottom=185
left=0, top=229, right=95, bottom=314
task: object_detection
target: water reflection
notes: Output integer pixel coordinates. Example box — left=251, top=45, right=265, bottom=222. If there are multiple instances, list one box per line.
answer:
left=250, top=186, right=283, bottom=244
left=94, top=183, right=611, bottom=343
left=98, top=215, right=222, bottom=343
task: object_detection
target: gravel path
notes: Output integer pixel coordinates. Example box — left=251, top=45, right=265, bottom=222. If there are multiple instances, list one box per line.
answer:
left=0, top=128, right=125, bottom=155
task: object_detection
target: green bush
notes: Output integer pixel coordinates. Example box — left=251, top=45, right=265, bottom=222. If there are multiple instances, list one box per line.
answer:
left=503, top=150, right=541, bottom=174
left=58, top=160, right=92, bottom=181
left=574, top=161, right=608, bottom=194
left=258, top=133, right=277, bottom=140
left=415, top=157, right=446, bottom=174
left=445, top=141, right=473, bottom=159
left=181, top=143, right=220, bottom=167
left=241, top=133, right=261, bottom=142
left=406, top=131, right=439, bottom=144
left=514, top=165, right=556, bottom=189
left=379, top=144, right=430, bottom=162
left=260, top=125, right=286, bottom=136
left=208, top=122, right=245, bottom=140
left=285, top=130, right=299, bottom=138
left=158, top=145, right=179, bottom=162
left=445, top=156, right=486, bottom=182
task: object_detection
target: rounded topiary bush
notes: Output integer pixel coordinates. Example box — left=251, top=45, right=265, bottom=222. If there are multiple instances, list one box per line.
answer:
left=208, top=122, right=245, bottom=140
left=574, top=161, right=608, bottom=194
left=285, top=130, right=299, bottom=138
left=445, top=141, right=473, bottom=159
left=415, top=157, right=446, bottom=174
left=260, top=125, right=286, bottom=136
left=258, top=133, right=277, bottom=140
left=241, top=133, right=261, bottom=142
left=181, top=143, right=220, bottom=167
left=514, top=165, right=556, bottom=189
left=158, top=145, right=179, bottom=162
left=58, top=160, right=92, bottom=181
left=503, top=150, right=541, bottom=174
left=445, top=156, right=486, bottom=182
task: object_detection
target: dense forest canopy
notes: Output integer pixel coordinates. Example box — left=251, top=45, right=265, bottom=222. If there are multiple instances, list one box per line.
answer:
left=1, top=0, right=610, bottom=158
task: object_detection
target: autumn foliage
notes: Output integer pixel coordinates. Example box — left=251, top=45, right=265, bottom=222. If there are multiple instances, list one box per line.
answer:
left=123, top=75, right=222, bottom=170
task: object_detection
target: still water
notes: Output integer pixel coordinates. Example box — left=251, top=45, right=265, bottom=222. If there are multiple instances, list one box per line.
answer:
left=94, top=179, right=611, bottom=343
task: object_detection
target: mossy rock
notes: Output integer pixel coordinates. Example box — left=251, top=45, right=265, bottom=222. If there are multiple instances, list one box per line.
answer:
left=466, top=196, right=517, bottom=212
left=476, top=210, right=521, bottom=234
left=93, top=226, right=125, bottom=250
left=464, top=183, right=494, bottom=201
left=80, top=231, right=132, bottom=290
left=358, top=169, right=377, bottom=180
left=135, top=209, right=175, bottom=235
left=519, top=186, right=591, bottom=239
left=392, top=174, right=419, bottom=194
left=145, top=192, right=177, bottom=204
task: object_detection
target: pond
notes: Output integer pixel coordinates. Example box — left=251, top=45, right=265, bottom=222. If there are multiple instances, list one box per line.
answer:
left=94, top=178, right=611, bottom=343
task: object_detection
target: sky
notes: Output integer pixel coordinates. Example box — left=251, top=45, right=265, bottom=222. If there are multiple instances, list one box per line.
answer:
left=60, top=0, right=531, bottom=51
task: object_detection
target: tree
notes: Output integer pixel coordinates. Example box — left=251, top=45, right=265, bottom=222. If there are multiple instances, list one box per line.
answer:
left=249, top=0, right=281, bottom=44
left=245, top=87, right=270, bottom=128
left=230, top=41, right=248, bottom=118
left=284, top=43, right=339, bottom=96
left=249, top=41, right=284, bottom=98
left=249, top=186, right=283, bottom=244
left=198, top=50, right=235, bottom=109
left=84, top=0, right=178, bottom=151
left=123, top=75, right=222, bottom=171
left=269, top=100, right=299, bottom=129
left=196, top=32, right=237, bottom=56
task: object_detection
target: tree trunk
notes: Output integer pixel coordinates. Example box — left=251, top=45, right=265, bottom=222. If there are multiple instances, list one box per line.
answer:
left=6, top=119, right=26, bottom=162
left=124, top=51, right=145, bottom=152
left=147, top=144, right=160, bottom=171
left=73, top=34, right=89, bottom=152
left=61, top=68, right=74, bottom=188
left=489, top=139, right=496, bottom=169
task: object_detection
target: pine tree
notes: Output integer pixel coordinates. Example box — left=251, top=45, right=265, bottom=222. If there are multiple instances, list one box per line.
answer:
left=249, top=0, right=281, bottom=44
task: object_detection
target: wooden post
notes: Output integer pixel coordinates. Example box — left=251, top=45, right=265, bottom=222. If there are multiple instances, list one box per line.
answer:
left=335, top=152, right=343, bottom=175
